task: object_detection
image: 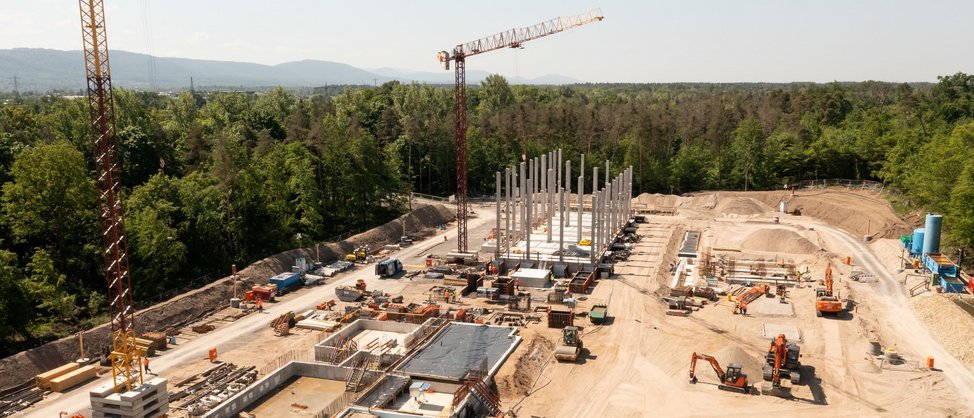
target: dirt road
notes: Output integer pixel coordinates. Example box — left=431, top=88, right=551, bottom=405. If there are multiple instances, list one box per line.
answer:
left=791, top=218, right=974, bottom=410
left=27, top=208, right=496, bottom=417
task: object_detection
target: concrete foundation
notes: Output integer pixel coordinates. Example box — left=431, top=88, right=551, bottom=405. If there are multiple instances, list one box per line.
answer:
left=89, top=377, right=169, bottom=418
left=761, top=323, right=801, bottom=341
left=204, top=362, right=379, bottom=418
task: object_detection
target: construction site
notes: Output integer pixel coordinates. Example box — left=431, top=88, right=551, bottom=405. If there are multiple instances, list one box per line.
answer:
left=4, top=3, right=974, bottom=418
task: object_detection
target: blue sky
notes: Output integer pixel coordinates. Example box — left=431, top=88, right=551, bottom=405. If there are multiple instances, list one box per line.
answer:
left=1, top=0, right=972, bottom=82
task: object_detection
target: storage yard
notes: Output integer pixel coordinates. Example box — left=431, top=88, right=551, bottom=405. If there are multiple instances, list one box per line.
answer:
left=6, top=150, right=974, bottom=417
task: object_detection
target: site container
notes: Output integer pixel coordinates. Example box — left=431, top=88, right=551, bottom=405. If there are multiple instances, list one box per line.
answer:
left=269, top=272, right=301, bottom=291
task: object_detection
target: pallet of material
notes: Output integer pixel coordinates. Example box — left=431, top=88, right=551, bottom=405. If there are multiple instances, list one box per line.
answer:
left=665, top=309, right=690, bottom=317
left=36, top=362, right=80, bottom=390
left=49, top=365, right=97, bottom=392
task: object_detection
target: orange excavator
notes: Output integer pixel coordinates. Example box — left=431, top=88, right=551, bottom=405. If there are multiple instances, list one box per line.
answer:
left=688, top=352, right=751, bottom=393
left=761, top=333, right=801, bottom=397
left=815, top=263, right=843, bottom=317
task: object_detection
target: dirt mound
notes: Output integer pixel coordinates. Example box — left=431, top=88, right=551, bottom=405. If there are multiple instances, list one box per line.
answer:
left=714, top=196, right=772, bottom=217
left=0, top=203, right=455, bottom=391
left=742, top=229, right=819, bottom=254
left=636, top=193, right=681, bottom=207
left=497, top=329, right=554, bottom=400
left=711, top=346, right=765, bottom=381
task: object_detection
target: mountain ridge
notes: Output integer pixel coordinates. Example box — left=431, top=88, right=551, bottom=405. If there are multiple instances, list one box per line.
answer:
left=0, top=48, right=580, bottom=92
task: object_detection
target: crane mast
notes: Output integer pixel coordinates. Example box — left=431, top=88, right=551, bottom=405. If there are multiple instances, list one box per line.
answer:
left=79, top=0, right=142, bottom=393
left=438, top=10, right=603, bottom=252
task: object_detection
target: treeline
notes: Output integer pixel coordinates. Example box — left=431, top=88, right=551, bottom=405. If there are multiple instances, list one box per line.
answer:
left=1, top=73, right=973, bottom=351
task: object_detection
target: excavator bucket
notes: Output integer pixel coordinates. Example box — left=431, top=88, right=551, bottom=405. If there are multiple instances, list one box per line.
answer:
left=759, top=382, right=792, bottom=398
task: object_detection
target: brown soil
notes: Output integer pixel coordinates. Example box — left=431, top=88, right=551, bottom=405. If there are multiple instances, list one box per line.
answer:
left=496, top=328, right=554, bottom=399
left=713, top=196, right=773, bottom=217
left=741, top=229, right=820, bottom=254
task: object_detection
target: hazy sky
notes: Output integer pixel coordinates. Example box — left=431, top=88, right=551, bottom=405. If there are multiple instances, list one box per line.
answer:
left=1, top=0, right=972, bottom=83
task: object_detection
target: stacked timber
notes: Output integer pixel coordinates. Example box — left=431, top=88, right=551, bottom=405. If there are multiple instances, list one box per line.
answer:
left=49, top=365, right=97, bottom=392
left=36, top=363, right=79, bottom=390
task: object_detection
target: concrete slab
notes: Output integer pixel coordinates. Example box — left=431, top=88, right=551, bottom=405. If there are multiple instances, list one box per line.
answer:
left=761, top=323, right=801, bottom=341
left=750, top=297, right=796, bottom=317
left=247, top=376, right=345, bottom=418
left=353, top=329, right=407, bottom=355
left=397, top=323, right=519, bottom=380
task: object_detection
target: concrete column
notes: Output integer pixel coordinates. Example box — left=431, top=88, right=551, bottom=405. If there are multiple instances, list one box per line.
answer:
left=607, top=180, right=614, bottom=245
left=559, top=186, right=565, bottom=263
left=565, top=160, right=572, bottom=227
left=592, top=166, right=599, bottom=209
left=495, top=171, right=501, bottom=260
left=557, top=149, right=563, bottom=189
left=577, top=175, right=583, bottom=243
left=599, top=184, right=612, bottom=255
left=505, top=168, right=511, bottom=255
left=520, top=162, right=526, bottom=256
left=591, top=190, right=599, bottom=264
left=541, top=154, right=547, bottom=219
left=605, top=160, right=610, bottom=185
left=527, top=172, right=532, bottom=261
left=547, top=168, right=554, bottom=242
left=580, top=154, right=585, bottom=194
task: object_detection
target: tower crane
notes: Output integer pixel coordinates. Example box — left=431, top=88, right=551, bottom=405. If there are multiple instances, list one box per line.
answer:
left=79, top=0, right=143, bottom=392
left=437, top=10, right=604, bottom=252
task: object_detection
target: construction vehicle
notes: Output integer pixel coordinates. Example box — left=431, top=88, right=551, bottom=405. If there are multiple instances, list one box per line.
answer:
left=554, top=326, right=584, bottom=362
left=688, top=352, right=751, bottom=394
left=345, top=246, right=370, bottom=263
left=375, top=258, right=404, bottom=278
left=589, top=304, right=608, bottom=325
left=815, top=263, right=843, bottom=317
left=761, top=334, right=801, bottom=396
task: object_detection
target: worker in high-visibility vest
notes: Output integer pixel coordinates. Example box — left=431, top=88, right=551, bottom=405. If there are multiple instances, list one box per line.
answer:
left=256, top=297, right=263, bottom=313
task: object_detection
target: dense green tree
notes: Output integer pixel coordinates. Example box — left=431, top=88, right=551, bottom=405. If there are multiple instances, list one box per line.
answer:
left=1, top=143, right=98, bottom=285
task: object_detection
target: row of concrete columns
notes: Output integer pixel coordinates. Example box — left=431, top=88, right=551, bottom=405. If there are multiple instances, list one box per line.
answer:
left=493, top=149, right=633, bottom=264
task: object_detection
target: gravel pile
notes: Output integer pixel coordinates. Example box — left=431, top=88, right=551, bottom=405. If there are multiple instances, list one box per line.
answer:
left=912, top=293, right=974, bottom=363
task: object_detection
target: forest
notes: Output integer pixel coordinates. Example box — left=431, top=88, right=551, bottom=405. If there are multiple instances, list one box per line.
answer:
left=0, top=73, right=972, bottom=353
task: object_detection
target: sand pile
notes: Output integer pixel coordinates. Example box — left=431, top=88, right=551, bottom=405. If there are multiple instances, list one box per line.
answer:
left=636, top=193, right=682, bottom=207
left=711, top=346, right=765, bottom=380
left=496, top=329, right=554, bottom=400
left=742, top=229, right=819, bottom=254
left=714, top=197, right=772, bottom=217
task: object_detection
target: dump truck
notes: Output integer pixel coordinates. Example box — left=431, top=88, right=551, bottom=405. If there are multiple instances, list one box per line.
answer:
left=554, top=326, right=583, bottom=362
left=375, top=258, right=404, bottom=278
left=589, top=304, right=608, bottom=325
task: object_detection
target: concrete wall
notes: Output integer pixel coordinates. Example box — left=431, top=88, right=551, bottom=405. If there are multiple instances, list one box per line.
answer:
left=314, top=319, right=425, bottom=363
left=204, top=362, right=380, bottom=418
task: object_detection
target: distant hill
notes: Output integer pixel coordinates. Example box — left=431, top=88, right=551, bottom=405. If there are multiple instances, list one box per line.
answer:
left=0, top=48, right=581, bottom=92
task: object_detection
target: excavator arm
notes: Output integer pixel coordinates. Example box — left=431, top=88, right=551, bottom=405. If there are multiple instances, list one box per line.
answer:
left=771, top=335, right=785, bottom=387
left=689, top=352, right=725, bottom=383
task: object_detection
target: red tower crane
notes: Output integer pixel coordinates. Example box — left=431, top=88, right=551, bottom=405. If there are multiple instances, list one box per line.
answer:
left=79, top=0, right=143, bottom=392
left=437, top=10, right=604, bottom=252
